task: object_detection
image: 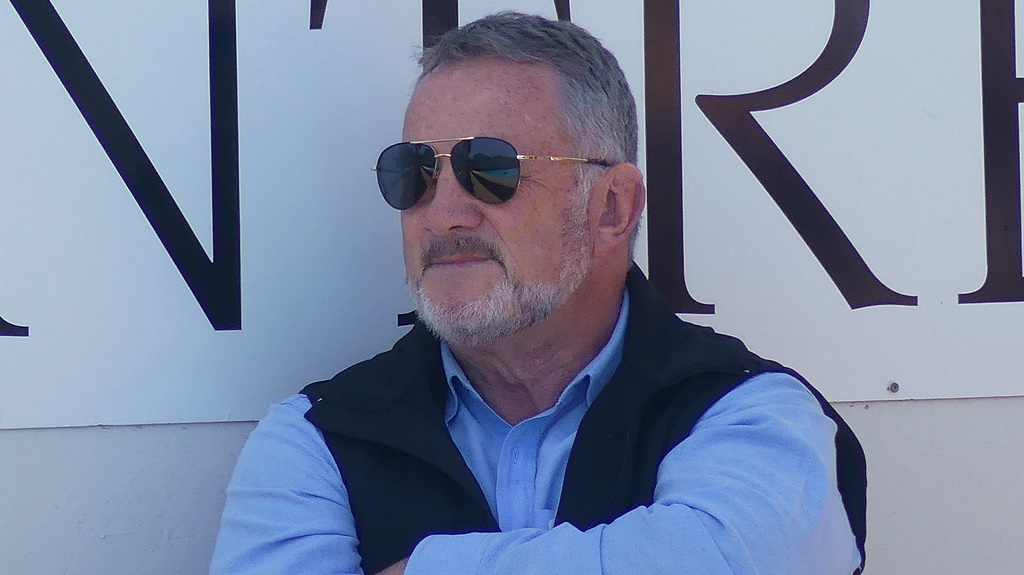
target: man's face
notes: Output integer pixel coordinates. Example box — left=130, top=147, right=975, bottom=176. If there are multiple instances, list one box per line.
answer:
left=400, top=59, right=593, bottom=346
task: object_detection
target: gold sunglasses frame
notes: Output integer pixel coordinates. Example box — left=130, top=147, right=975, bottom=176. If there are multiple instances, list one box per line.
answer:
left=371, top=136, right=614, bottom=172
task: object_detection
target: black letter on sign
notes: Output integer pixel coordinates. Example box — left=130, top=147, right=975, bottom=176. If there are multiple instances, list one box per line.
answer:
left=0, top=315, right=29, bottom=337
left=310, top=0, right=328, bottom=30
left=696, top=0, right=916, bottom=309
left=418, top=1, right=570, bottom=45
left=554, top=0, right=570, bottom=21
left=645, top=0, right=715, bottom=313
left=960, top=0, right=1024, bottom=304
left=10, top=0, right=242, bottom=329
left=422, top=0, right=458, bottom=48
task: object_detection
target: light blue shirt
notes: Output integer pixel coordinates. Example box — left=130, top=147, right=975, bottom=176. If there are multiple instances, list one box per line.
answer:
left=437, top=292, right=628, bottom=532
left=211, top=293, right=860, bottom=575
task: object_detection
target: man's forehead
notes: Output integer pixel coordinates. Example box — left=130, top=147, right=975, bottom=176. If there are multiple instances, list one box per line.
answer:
left=402, top=59, right=565, bottom=143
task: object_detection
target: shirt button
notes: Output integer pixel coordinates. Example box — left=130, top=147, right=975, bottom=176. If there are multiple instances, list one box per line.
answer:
left=512, top=449, right=520, bottom=463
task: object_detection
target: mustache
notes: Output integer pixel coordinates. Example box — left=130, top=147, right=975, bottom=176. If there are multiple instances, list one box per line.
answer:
left=420, top=236, right=506, bottom=270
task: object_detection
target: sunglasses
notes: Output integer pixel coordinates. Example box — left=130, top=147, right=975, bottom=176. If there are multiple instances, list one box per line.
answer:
left=373, top=136, right=613, bottom=210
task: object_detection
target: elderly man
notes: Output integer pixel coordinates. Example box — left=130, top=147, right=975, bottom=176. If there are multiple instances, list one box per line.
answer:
left=212, top=12, right=866, bottom=575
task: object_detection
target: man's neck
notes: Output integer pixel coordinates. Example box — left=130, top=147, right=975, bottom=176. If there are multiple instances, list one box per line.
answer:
left=447, top=284, right=625, bottom=425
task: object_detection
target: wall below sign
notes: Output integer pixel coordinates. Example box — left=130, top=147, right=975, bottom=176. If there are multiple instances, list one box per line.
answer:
left=2, top=399, right=1023, bottom=574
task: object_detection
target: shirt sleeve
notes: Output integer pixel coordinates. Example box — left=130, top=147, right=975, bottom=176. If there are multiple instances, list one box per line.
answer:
left=405, top=372, right=862, bottom=575
left=209, top=394, right=363, bottom=575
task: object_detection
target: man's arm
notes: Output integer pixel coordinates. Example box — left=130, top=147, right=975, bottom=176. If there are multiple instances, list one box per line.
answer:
left=403, top=373, right=861, bottom=575
left=209, top=394, right=363, bottom=575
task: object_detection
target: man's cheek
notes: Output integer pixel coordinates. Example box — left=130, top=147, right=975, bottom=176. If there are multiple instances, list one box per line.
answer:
left=400, top=239, right=422, bottom=282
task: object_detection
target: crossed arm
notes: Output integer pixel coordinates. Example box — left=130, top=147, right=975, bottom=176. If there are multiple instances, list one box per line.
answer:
left=210, top=375, right=860, bottom=575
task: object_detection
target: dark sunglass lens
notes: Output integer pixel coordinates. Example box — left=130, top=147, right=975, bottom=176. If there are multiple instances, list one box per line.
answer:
left=452, top=138, right=520, bottom=204
left=376, top=143, right=436, bottom=209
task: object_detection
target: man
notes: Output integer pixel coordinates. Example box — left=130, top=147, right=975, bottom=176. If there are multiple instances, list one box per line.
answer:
left=211, top=12, right=866, bottom=575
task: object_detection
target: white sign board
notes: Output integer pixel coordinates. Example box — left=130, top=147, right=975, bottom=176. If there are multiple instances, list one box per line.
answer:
left=1, top=0, right=1022, bottom=429
left=677, top=0, right=1023, bottom=402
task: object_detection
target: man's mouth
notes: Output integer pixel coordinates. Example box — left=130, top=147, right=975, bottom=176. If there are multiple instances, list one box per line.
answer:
left=428, top=253, right=493, bottom=267
left=420, top=237, right=505, bottom=273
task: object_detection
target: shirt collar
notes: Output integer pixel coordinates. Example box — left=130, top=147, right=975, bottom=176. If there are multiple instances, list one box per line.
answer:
left=440, top=289, right=631, bottom=423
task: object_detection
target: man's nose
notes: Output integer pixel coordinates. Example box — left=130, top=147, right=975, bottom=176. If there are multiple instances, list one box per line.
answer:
left=418, top=156, right=485, bottom=233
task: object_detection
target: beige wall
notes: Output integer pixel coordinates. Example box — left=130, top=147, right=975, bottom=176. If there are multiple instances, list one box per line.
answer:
left=0, top=422, right=253, bottom=575
left=838, top=397, right=1024, bottom=574
left=2, top=397, right=1022, bottom=574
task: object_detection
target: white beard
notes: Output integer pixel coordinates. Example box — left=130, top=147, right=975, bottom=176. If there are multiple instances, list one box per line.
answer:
left=412, top=195, right=592, bottom=347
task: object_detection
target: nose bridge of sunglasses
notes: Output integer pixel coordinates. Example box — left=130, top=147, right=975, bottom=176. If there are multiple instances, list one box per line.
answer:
left=429, top=138, right=479, bottom=179
left=424, top=151, right=453, bottom=182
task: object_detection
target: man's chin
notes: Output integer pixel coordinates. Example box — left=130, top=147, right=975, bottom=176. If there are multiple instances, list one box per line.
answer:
left=414, top=296, right=496, bottom=347
left=413, top=273, right=572, bottom=348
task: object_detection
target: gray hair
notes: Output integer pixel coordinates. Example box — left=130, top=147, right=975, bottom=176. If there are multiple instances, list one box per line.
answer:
left=418, top=12, right=638, bottom=166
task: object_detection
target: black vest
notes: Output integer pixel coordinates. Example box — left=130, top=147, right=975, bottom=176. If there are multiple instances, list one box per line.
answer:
left=303, top=267, right=867, bottom=574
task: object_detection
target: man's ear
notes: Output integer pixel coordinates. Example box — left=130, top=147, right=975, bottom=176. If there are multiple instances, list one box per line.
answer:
left=591, top=163, right=646, bottom=255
